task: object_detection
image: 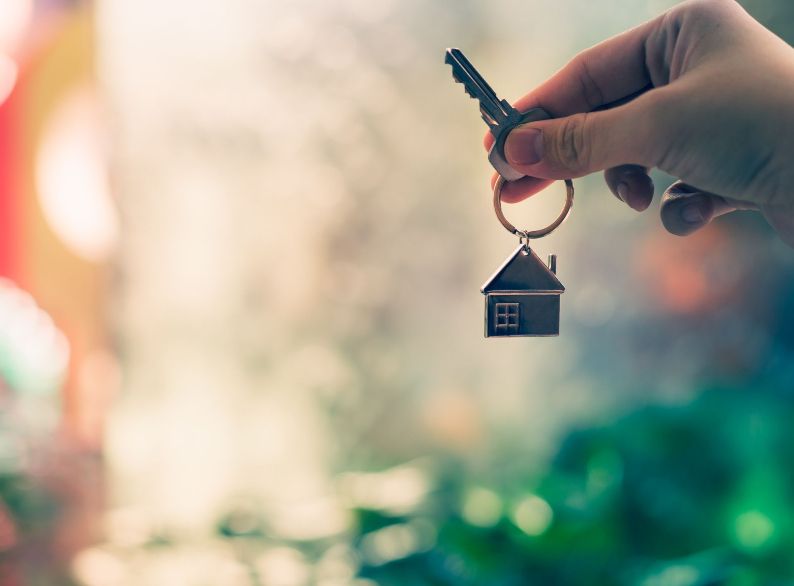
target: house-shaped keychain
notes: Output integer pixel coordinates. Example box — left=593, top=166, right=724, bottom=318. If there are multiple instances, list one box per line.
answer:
left=481, top=244, right=564, bottom=337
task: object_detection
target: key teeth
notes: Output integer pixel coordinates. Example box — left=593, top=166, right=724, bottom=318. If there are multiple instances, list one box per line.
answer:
left=450, top=69, right=479, bottom=100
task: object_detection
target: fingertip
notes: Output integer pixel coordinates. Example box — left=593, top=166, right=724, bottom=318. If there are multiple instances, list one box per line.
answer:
left=660, top=188, right=716, bottom=236
left=504, top=124, right=544, bottom=169
left=621, top=175, right=654, bottom=212
left=617, top=181, right=653, bottom=211
left=604, top=166, right=653, bottom=212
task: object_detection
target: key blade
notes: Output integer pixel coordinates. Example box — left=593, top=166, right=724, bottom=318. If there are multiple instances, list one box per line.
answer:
left=450, top=70, right=497, bottom=126
left=450, top=68, right=479, bottom=99
left=445, top=48, right=511, bottom=127
left=451, top=72, right=498, bottom=126
left=445, top=48, right=500, bottom=101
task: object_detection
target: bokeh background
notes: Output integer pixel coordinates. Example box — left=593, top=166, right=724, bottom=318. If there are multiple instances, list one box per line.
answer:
left=3, top=0, right=794, bottom=584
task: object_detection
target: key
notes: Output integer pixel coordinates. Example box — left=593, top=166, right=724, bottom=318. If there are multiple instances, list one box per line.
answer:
left=445, top=47, right=550, bottom=181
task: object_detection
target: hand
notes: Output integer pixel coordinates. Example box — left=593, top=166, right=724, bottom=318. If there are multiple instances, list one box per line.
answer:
left=486, top=0, right=794, bottom=245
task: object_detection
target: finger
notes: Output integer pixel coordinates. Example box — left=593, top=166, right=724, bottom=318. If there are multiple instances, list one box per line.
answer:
left=503, top=88, right=668, bottom=179
left=660, top=181, right=758, bottom=236
left=498, top=177, right=555, bottom=204
left=603, top=165, right=654, bottom=212
left=484, top=14, right=663, bottom=151
left=489, top=173, right=554, bottom=203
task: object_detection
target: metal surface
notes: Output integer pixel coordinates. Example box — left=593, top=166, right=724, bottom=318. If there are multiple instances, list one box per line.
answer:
left=493, top=176, right=574, bottom=239
left=445, top=47, right=551, bottom=181
left=481, top=245, right=564, bottom=337
left=548, top=254, right=557, bottom=275
left=481, top=243, right=564, bottom=294
left=488, top=108, right=550, bottom=181
left=446, top=47, right=572, bottom=338
left=484, top=292, right=561, bottom=337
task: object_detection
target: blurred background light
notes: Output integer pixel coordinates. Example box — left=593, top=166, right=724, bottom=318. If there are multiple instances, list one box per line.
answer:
left=266, top=496, right=350, bottom=541
left=0, top=277, right=69, bottom=396
left=360, top=520, right=436, bottom=567
left=338, top=464, right=431, bottom=515
left=0, top=53, right=18, bottom=106
left=71, top=547, right=126, bottom=586
left=733, top=510, right=776, bottom=551
left=315, top=544, right=358, bottom=583
left=256, top=547, right=310, bottom=586
left=511, top=494, right=553, bottom=536
left=0, top=0, right=32, bottom=50
left=36, top=86, right=117, bottom=263
left=461, top=487, right=502, bottom=528
left=640, top=564, right=701, bottom=586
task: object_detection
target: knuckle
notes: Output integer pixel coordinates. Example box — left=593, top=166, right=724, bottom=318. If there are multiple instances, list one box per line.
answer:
left=552, top=113, right=591, bottom=172
left=674, top=0, right=732, bottom=22
left=574, top=55, right=605, bottom=110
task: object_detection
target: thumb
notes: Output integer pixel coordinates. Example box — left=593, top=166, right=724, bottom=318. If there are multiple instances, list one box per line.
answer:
left=504, top=92, right=664, bottom=179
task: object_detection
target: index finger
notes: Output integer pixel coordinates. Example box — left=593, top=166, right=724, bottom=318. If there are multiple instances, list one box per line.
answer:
left=484, top=14, right=663, bottom=150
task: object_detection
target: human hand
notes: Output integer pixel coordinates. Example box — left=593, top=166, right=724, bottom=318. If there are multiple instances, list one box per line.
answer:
left=486, top=0, right=794, bottom=245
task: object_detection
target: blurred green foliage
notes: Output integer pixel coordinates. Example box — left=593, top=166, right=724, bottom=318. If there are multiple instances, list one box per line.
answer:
left=22, top=386, right=794, bottom=585
left=353, top=388, right=794, bottom=586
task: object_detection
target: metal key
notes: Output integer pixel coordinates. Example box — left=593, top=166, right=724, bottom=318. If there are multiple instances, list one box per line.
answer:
left=445, top=47, right=550, bottom=182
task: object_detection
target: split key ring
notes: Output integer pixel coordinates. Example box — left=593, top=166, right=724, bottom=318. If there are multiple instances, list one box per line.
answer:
left=492, top=176, right=574, bottom=240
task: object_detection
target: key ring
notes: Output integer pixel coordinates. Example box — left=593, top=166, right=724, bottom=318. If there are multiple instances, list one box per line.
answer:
left=493, top=176, right=574, bottom=240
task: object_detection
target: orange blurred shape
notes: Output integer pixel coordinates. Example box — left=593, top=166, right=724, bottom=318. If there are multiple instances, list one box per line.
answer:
left=0, top=499, right=17, bottom=551
left=660, top=262, right=708, bottom=314
left=421, top=388, right=484, bottom=452
left=75, top=349, right=121, bottom=449
left=634, top=227, right=741, bottom=315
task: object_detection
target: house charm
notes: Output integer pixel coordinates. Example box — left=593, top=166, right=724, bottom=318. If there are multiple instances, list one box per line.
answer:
left=481, top=244, right=564, bottom=337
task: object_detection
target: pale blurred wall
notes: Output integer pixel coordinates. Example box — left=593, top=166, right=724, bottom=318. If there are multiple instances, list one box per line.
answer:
left=96, top=0, right=698, bottom=540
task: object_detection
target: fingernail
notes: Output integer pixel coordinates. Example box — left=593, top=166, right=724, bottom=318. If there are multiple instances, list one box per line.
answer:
left=505, top=126, right=543, bottom=166
left=681, top=203, right=704, bottom=224
left=616, top=182, right=628, bottom=203
left=617, top=181, right=651, bottom=212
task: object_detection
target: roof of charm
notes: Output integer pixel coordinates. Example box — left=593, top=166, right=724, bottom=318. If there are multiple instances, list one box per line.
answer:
left=481, top=244, right=564, bottom=294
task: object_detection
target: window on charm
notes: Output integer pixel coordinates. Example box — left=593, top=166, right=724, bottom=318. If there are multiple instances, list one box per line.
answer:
left=495, top=302, right=519, bottom=333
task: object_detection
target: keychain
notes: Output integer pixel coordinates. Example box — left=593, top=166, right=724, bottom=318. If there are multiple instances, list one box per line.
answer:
left=445, top=47, right=574, bottom=337
left=482, top=177, right=573, bottom=337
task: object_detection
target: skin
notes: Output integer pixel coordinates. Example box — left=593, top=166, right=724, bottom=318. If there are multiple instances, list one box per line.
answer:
left=485, top=0, right=794, bottom=246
